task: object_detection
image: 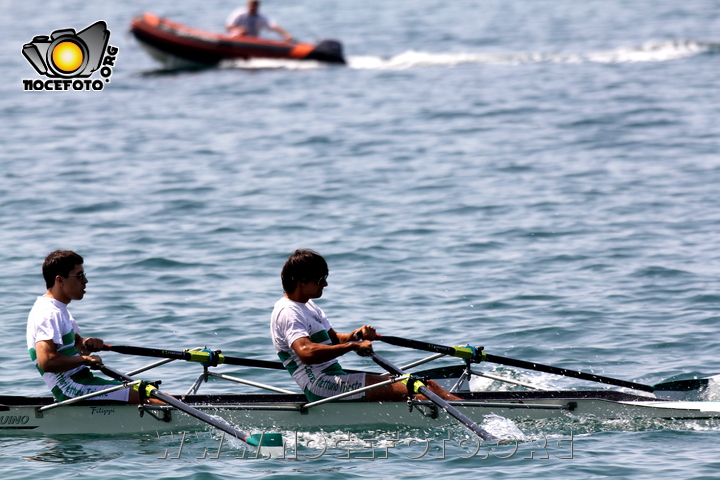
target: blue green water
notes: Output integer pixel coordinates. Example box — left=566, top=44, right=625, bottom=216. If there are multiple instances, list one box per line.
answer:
left=2, top=0, right=720, bottom=478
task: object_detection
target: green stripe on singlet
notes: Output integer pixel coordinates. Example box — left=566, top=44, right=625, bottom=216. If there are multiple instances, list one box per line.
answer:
left=277, top=350, right=299, bottom=375
left=58, top=345, right=79, bottom=357
left=51, top=385, right=68, bottom=401
left=277, top=330, right=337, bottom=376
left=61, top=330, right=75, bottom=346
left=309, top=330, right=331, bottom=344
left=58, top=329, right=78, bottom=356
left=29, top=348, right=45, bottom=375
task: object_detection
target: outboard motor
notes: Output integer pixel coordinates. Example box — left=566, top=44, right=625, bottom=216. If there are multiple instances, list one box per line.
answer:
left=307, top=39, right=345, bottom=64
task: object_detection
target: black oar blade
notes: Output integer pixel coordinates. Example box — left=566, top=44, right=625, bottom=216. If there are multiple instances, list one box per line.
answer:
left=652, top=376, right=717, bottom=401
left=654, top=378, right=710, bottom=392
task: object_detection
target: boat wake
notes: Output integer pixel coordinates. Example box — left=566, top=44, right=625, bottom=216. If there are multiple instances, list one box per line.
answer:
left=220, top=58, right=329, bottom=70
left=217, top=39, right=717, bottom=71
left=153, top=39, right=718, bottom=73
left=245, top=424, right=527, bottom=459
left=348, top=40, right=716, bottom=70
left=469, top=366, right=561, bottom=392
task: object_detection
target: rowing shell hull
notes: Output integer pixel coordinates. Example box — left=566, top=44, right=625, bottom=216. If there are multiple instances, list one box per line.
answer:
left=3, top=391, right=720, bottom=436
left=129, top=13, right=345, bottom=68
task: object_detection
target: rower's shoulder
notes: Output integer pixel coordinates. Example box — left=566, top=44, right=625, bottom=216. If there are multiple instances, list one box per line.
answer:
left=274, top=296, right=301, bottom=309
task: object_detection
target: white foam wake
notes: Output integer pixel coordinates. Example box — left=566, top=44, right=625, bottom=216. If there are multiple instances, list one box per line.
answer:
left=216, top=39, right=713, bottom=71
left=348, top=40, right=712, bottom=69
left=220, top=58, right=326, bottom=70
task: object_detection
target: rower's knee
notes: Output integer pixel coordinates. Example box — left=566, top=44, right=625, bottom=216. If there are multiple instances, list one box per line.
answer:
left=426, top=379, right=460, bottom=401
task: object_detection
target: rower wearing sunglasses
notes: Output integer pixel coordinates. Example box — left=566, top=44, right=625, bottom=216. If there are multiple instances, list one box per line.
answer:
left=271, top=249, right=459, bottom=402
left=26, top=250, right=161, bottom=404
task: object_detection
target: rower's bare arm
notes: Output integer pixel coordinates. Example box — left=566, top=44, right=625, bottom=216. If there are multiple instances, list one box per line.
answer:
left=36, top=339, right=102, bottom=373
left=291, top=336, right=371, bottom=364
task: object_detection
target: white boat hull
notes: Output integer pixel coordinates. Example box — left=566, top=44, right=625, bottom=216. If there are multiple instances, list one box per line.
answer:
left=4, top=392, right=720, bottom=436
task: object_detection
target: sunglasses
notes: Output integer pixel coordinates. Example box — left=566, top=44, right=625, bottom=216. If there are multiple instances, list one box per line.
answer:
left=66, top=271, right=87, bottom=281
left=315, top=274, right=328, bottom=285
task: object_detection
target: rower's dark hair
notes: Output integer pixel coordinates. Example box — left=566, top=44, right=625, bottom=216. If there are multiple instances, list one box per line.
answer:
left=281, top=249, right=328, bottom=294
left=43, top=250, right=84, bottom=289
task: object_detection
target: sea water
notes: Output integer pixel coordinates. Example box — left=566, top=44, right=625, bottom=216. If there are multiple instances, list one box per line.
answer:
left=1, top=0, right=720, bottom=478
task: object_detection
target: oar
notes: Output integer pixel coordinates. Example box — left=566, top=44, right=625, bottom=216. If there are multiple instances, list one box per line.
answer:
left=376, top=335, right=657, bottom=393
left=104, top=344, right=286, bottom=370
left=93, top=363, right=284, bottom=456
left=105, top=343, right=371, bottom=375
left=653, top=376, right=717, bottom=394
left=365, top=351, right=497, bottom=441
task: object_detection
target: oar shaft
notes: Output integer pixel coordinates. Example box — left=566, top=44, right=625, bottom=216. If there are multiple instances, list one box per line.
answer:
left=378, top=335, right=479, bottom=360
left=416, top=386, right=495, bottom=440
left=483, top=353, right=655, bottom=393
left=106, top=344, right=190, bottom=361
left=369, top=352, right=496, bottom=441
left=95, top=364, right=253, bottom=443
left=377, top=335, right=655, bottom=393
left=146, top=390, right=249, bottom=440
left=104, top=344, right=285, bottom=370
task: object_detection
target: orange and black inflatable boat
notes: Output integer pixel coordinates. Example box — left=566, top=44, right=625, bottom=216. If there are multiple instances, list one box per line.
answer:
left=130, top=13, right=345, bottom=67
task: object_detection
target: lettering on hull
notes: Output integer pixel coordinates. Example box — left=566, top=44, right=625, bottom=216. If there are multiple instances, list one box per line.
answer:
left=0, top=415, right=36, bottom=429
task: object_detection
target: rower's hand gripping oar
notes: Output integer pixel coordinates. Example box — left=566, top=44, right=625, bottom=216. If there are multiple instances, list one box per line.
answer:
left=91, top=362, right=284, bottom=456
left=377, top=335, right=696, bottom=392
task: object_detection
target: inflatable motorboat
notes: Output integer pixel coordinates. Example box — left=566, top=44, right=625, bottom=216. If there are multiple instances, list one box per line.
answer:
left=129, top=13, right=345, bottom=67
